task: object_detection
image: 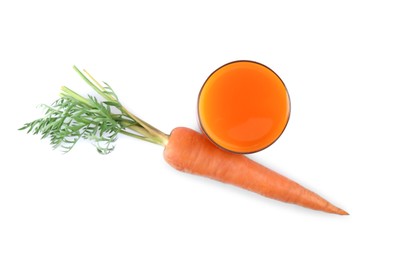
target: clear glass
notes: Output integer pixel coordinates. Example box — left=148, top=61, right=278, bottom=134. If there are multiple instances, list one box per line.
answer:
left=198, top=60, right=290, bottom=154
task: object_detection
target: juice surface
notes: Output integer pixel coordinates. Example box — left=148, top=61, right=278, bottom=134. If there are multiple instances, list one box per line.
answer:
left=198, top=60, right=290, bottom=153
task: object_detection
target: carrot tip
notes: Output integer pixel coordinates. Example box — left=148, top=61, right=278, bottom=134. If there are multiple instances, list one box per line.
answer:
left=334, top=208, right=349, bottom=215
left=340, top=209, right=349, bottom=216
left=326, top=203, right=349, bottom=215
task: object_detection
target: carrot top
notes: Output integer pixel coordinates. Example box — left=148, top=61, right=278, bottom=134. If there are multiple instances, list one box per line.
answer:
left=19, top=66, right=169, bottom=154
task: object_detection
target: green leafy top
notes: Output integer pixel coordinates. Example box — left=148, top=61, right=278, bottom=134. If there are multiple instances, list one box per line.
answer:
left=19, top=66, right=169, bottom=154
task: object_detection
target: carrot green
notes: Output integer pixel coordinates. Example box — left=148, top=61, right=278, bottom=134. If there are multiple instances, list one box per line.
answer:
left=19, top=66, right=169, bottom=154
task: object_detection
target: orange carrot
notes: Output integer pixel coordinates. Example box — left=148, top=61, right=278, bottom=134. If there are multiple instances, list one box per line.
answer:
left=21, top=67, right=347, bottom=215
left=164, top=127, right=348, bottom=215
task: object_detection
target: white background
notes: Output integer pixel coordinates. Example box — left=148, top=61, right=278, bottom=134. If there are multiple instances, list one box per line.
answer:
left=1, top=0, right=396, bottom=259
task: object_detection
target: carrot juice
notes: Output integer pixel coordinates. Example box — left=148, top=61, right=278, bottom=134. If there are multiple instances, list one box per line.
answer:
left=198, top=60, right=290, bottom=153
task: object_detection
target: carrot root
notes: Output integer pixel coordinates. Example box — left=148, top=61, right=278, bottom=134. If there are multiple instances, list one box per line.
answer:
left=164, top=127, right=348, bottom=215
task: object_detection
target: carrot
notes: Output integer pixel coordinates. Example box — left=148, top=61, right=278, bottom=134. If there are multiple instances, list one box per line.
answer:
left=20, top=66, right=348, bottom=215
left=164, top=127, right=348, bottom=215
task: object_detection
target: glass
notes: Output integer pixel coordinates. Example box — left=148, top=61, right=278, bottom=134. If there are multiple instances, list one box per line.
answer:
left=198, top=60, right=290, bottom=153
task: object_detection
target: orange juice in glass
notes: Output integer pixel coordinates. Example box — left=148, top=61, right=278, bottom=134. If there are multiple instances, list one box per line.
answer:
left=198, top=60, right=290, bottom=153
